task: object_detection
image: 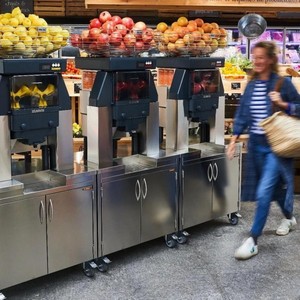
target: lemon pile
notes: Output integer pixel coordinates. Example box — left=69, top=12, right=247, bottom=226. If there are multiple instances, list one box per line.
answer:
left=220, top=61, right=246, bottom=79
left=0, top=7, right=69, bottom=58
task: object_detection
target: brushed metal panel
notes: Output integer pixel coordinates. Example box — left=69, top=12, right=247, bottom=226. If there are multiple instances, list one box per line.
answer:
left=0, top=116, right=11, bottom=181
left=56, top=110, right=74, bottom=171
left=0, top=195, right=47, bottom=290
left=47, top=187, right=94, bottom=273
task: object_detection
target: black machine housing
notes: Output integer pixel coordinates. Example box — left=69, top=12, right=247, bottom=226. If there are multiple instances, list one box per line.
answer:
left=0, top=58, right=70, bottom=146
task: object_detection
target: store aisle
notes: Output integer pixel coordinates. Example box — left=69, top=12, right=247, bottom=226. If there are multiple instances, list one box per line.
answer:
left=3, top=197, right=300, bottom=300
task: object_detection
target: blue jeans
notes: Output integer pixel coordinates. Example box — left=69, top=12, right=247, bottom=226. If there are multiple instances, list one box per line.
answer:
left=250, top=136, right=290, bottom=238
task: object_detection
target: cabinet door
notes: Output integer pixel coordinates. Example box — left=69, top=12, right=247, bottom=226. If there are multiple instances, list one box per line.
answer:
left=0, top=196, right=47, bottom=290
left=101, top=174, right=140, bottom=256
left=182, top=160, right=212, bottom=229
left=212, top=156, right=240, bottom=218
left=141, top=167, right=177, bottom=243
left=47, top=186, right=94, bottom=273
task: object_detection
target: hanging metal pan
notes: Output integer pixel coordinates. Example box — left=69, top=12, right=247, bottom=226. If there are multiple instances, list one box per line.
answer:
left=238, top=14, right=267, bottom=39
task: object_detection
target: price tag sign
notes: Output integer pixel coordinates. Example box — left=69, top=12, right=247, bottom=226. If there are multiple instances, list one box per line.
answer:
left=231, top=82, right=241, bottom=90
left=1, top=0, right=33, bottom=14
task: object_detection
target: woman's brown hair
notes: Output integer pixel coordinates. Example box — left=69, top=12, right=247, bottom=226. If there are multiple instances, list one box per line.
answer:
left=249, top=41, right=279, bottom=80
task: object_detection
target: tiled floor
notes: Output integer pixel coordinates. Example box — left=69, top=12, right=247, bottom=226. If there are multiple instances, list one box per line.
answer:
left=3, top=197, right=300, bottom=300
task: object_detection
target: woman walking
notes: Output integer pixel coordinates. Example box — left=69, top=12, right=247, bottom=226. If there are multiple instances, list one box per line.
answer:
left=227, top=41, right=300, bottom=260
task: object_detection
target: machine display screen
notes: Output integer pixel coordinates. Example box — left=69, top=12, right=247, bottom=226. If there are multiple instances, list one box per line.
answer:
left=113, top=71, right=150, bottom=102
left=191, top=69, right=220, bottom=96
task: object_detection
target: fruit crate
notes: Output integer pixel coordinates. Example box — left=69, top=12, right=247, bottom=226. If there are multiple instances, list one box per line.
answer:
left=34, top=0, right=66, bottom=17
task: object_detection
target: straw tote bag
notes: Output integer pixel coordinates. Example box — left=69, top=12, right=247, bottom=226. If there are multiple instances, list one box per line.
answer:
left=260, top=77, right=300, bottom=158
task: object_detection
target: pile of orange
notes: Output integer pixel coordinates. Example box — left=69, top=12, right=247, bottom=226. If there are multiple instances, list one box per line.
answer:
left=154, top=16, right=227, bottom=56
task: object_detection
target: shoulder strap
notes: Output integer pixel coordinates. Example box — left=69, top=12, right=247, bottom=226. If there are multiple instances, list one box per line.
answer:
left=274, top=76, right=284, bottom=92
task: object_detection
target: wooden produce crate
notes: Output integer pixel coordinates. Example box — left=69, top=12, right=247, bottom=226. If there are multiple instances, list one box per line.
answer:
left=34, top=0, right=66, bottom=17
left=66, top=0, right=98, bottom=17
left=221, top=75, right=248, bottom=95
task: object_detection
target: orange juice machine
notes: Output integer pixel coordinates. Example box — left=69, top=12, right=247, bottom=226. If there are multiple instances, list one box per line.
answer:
left=156, top=57, right=225, bottom=151
left=0, top=58, right=73, bottom=182
left=75, top=57, right=159, bottom=165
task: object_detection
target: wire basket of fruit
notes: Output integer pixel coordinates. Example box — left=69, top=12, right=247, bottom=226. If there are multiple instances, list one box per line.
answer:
left=0, top=7, right=69, bottom=58
left=153, top=17, right=228, bottom=57
left=70, top=11, right=157, bottom=58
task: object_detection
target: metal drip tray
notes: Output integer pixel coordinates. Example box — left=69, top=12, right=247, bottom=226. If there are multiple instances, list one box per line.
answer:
left=189, top=142, right=225, bottom=158
left=13, top=170, right=67, bottom=194
left=115, top=155, right=158, bottom=173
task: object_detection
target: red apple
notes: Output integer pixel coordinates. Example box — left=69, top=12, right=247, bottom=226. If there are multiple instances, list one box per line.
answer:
left=111, top=15, right=122, bottom=25
left=99, top=11, right=112, bottom=23
left=109, top=31, right=122, bottom=46
left=102, top=21, right=115, bottom=34
left=89, top=18, right=101, bottom=29
left=70, top=34, right=81, bottom=47
left=133, top=21, right=147, bottom=31
left=89, top=27, right=101, bottom=38
left=97, top=33, right=109, bottom=44
left=115, top=24, right=127, bottom=37
left=123, top=32, right=136, bottom=47
left=193, top=83, right=202, bottom=94
left=122, top=17, right=134, bottom=30
left=142, top=29, right=153, bottom=43
left=134, top=41, right=144, bottom=51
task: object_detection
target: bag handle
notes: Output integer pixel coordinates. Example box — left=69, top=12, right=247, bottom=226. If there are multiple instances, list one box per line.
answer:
left=274, top=76, right=284, bottom=92
left=272, top=76, right=284, bottom=113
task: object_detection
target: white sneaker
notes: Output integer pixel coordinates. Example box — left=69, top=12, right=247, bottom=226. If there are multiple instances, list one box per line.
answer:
left=276, top=217, right=297, bottom=236
left=234, top=237, right=258, bottom=260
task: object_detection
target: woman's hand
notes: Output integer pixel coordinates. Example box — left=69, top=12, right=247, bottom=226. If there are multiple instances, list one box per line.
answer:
left=269, top=91, right=288, bottom=110
left=226, top=142, right=236, bottom=160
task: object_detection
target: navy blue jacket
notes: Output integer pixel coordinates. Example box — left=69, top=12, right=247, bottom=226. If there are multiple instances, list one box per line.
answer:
left=233, top=72, right=300, bottom=211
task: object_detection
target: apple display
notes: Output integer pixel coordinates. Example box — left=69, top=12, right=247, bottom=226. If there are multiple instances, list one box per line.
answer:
left=99, top=11, right=112, bottom=23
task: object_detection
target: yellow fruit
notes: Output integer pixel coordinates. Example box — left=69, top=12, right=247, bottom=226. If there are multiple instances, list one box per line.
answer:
left=32, top=18, right=45, bottom=27
left=11, top=7, right=22, bottom=17
left=1, top=18, right=9, bottom=25
left=14, top=42, right=26, bottom=51
left=14, top=25, right=27, bottom=37
left=61, top=29, right=70, bottom=39
left=17, top=13, right=25, bottom=24
left=177, top=16, right=188, bottom=27
left=0, top=38, right=13, bottom=48
left=40, top=36, right=49, bottom=46
left=52, top=33, right=63, bottom=44
left=22, top=18, right=31, bottom=27
left=28, top=14, right=39, bottom=22
left=2, top=25, right=14, bottom=32
left=32, top=38, right=41, bottom=47
left=23, top=36, right=33, bottom=46
left=45, top=42, right=54, bottom=53
left=156, top=22, right=168, bottom=33
left=36, top=46, right=46, bottom=54
left=7, top=33, right=20, bottom=44
left=8, top=17, right=19, bottom=26
left=28, top=27, right=38, bottom=38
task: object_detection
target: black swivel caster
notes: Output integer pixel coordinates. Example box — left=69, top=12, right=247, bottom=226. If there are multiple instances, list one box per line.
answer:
left=228, top=212, right=239, bottom=225
left=165, top=234, right=177, bottom=248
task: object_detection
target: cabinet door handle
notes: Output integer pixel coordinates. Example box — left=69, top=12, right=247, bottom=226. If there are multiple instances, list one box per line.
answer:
left=207, top=163, right=213, bottom=182
left=135, top=179, right=141, bottom=201
left=142, top=178, right=147, bottom=199
left=48, top=199, right=54, bottom=222
left=213, top=162, right=218, bottom=181
left=39, top=201, right=45, bottom=224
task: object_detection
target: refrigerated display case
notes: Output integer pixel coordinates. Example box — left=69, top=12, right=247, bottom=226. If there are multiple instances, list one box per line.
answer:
left=225, top=26, right=300, bottom=65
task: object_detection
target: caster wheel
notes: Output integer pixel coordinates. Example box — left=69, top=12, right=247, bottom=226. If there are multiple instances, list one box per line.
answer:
left=229, top=213, right=239, bottom=225
left=165, top=238, right=177, bottom=248
left=97, top=263, right=109, bottom=273
left=177, top=235, right=188, bottom=244
left=83, top=267, right=95, bottom=277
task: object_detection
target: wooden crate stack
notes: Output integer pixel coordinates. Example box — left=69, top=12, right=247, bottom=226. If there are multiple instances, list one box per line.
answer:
left=34, top=0, right=66, bottom=17
left=66, top=0, right=98, bottom=17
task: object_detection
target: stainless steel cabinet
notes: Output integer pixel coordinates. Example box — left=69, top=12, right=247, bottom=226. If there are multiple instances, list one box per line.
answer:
left=181, top=153, right=240, bottom=230
left=100, top=166, right=177, bottom=256
left=181, top=159, right=213, bottom=229
left=0, top=195, right=47, bottom=290
left=0, top=185, right=95, bottom=290
left=47, top=186, right=95, bottom=273
left=101, top=173, right=141, bottom=255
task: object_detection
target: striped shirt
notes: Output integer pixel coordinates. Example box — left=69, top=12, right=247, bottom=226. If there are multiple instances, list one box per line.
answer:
left=250, top=80, right=268, bottom=135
